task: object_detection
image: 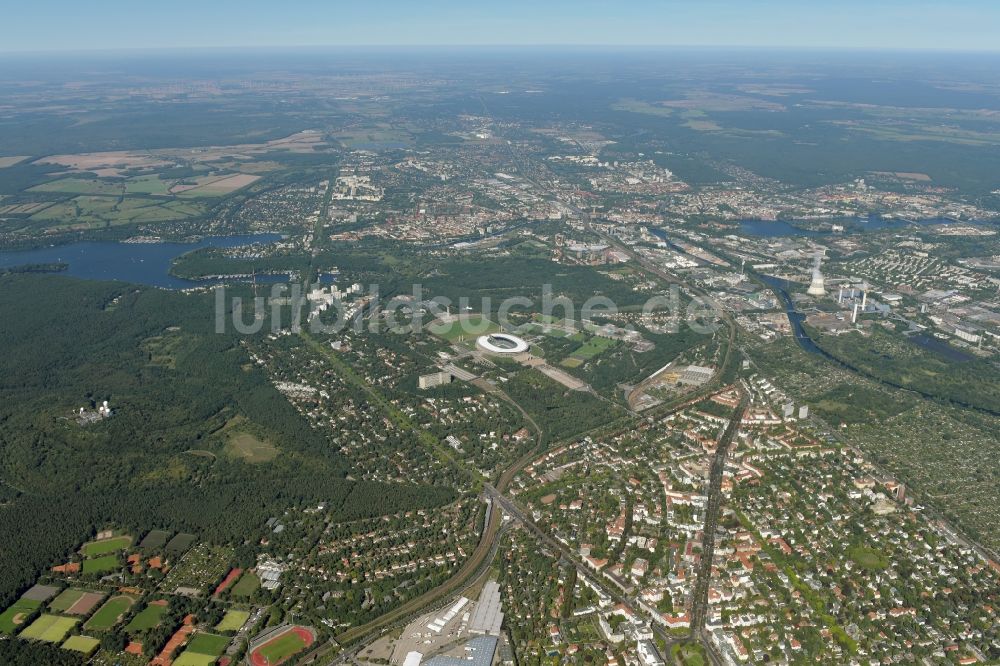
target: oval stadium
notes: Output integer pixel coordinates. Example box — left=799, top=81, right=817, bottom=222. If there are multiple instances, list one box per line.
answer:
left=476, top=333, right=530, bottom=354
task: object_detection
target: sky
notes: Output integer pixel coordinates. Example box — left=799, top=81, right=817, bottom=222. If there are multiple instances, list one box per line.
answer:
left=2, top=0, right=999, bottom=53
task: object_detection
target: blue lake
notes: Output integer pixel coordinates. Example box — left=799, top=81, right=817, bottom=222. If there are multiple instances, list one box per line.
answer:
left=0, top=234, right=283, bottom=289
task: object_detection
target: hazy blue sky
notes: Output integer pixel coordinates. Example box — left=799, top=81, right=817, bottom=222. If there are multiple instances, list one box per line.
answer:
left=3, top=0, right=999, bottom=52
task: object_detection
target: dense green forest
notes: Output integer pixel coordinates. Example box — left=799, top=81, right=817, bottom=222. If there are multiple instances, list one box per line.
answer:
left=0, top=275, right=455, bottom=607
left=807, top=326, right=1000, bottom=414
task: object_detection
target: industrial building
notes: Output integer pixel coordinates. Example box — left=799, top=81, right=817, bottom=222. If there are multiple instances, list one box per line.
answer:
left=468, top=580, right=504, bottom=636
left=423, top=636, right=498, bottom=666
left=678, top=364, right=714, bottom=386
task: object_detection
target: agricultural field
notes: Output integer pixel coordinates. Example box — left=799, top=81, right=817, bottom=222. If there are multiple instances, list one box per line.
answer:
left=29, top=195, right=206, bottom=229
left=124, top=599, right=168, bottom=632
left=82, top=534, right=133, bottom=556
left=28, top=177, right=126, bottom=195
left=0, top=155, right=30, bottom=168
left=28, top=172, right=257, bottom=198
left=49, top=589, right=105, bottom=616
left=19, top=614, right=78, bottom=642
left=216, top=609, right=250, bottom=632
left=0, top=598, right=41, bottom=634
left=174, top=173, right=260, bottom=197
left=82, top=554, right=120, bottom=575
left=84, top=594, right=136, bottom=631
left=62, top=634, right=100, bottom=654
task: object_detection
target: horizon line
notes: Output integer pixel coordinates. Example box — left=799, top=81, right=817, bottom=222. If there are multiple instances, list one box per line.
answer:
left=3, top=43, right=1000, bottom=57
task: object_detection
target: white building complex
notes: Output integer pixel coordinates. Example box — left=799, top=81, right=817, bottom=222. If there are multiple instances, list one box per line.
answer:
left=476, top=333, right=529, bottom=354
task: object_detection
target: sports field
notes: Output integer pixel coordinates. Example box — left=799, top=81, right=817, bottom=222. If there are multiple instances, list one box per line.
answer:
left=20, top=584, right=61, bottom=603
left=82, top=554, right=120, bottom=574
left=0, top=598, right=41, bottom=634
left=84, top=595, right=136, bottom=630
left=173, top=652, right=217, bottom=666
left=49, top=589, right=105, bottom=615
left=139, top=529, right=171, bottom=551
left=20, top=614, right=78, bottom=642
left=229, top=572, right=260, bottom=598
left=172, top=631, right=231, bottom=666
left=82, top=535, right=133, bottom=556
left=250, top=626, right=314, bottom=666
left=186, top=631, right=230, bottom=656
left=62, top=634, right=100, bottom=654
left=216, top=609, right=250, bottom=632
left=429, top=315, right=500, bottom=342
left=125, top=599, right=169, bottom=631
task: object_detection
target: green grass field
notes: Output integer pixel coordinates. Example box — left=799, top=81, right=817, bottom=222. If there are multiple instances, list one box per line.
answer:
left=229, top=572, right=260, bottom=598
left=84, top=595, right=135, bottom=631
left=173, top=652, right=217, bottom=666
left=19, top=614, right=78, bottom=642
left=258, top=631, right=308, bottom=663
left=28, top=177, right=123, bottom=195
left=139, top=529, right=171, bottom=551
left=82, top=535, right=133, bottom=556
left=124, top=175, right=173, bottom=195
left=186, top=632, right=230, bottom=655
left=49, top=589, right=87, bottom=613
left=0, top=598, right=41, bottom=634
left=29, top=195, right=205, bottom=230
left=62, top=634, right=100, bottom=654
left=226, top=432, right=278, bottom=463
left=216, top=609, right=250, bottom=632
left=124, top=600, right=168, bottom=632
left=82, top=554, right=120, bottom=575
left=428, top=315, right=499, bottom=342
left=568, top=336, right=617, bottom=360
left=848, top=546, right=889, bottom=570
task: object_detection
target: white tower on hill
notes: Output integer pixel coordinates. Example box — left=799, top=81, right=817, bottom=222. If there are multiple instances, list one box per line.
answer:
left=807, top=251, right=827, bottom=297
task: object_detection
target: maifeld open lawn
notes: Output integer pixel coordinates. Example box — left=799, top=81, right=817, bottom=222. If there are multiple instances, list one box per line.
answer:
left=20, top=614, right=78, bottom=642
left=429, top=315, right=499, bottom=342
left=82, top=535, right=132, bottom=556
left=252, top=627, right=313, bottom=666
left=0, top=598, right=41, bottom=634
left=84, top=595, right=135, bottom=630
